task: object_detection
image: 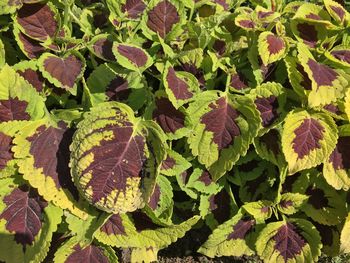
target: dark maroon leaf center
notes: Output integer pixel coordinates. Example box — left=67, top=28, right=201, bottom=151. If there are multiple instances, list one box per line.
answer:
left=197, top=171, right=212, bottom=186
left=122, top=0, right=146, bottom=19
left=100, top=214, right=126, bottom=236
left=117, top=45, right=148, bottom=67
left=307, top=59, right=338, bottom=87
left=273, top=222, right=306, bottom=261
left=0, top=97, right=30, bottom=122
left=148, top=184, right=161, bottom=210
left=292, top=118, right=325, bottom=159
left=0, top=186, right=47, bottom=246
left=331, top=5, right=345, bottom=21
left=147, top=0, right=180, bottom=38
left=43, top=54, right=83, bottom=89
left=161, top=155, right=176, bottom=170
left=254, top=95, right=279, bottom=127
left=239, top=20, right=255, bottom=28
left=306, top=187, right=329, bottom=209
left=266, top=35, right=285, bottom=55
left=152, top=97, right=185, bottom=134
left=166, top=67, right=193, bottom=100
left=331, top=50, right=350, bottom=64
left=81, top=121, right=146, bottom=203
left=93, top=38, right=115, bottom=61
left=296, top=23, right=318, bottom=47
left=66, top=244, right=109, bottom=263
left=296, top=64, right=312, bottom=90
left=230, top=73, right=248, bottom=90
left=0, top=132, right=13, bottom=171
left=17, top=68, right=45, bottom=92
left=329, top=136, right=350, bottom=170
left=209, top=189, right=231, bottom=224
left=227, top=218, right=255, bottom=240
left=201, top=97, right=241, bottom=150
left=131, top=211, right=160, bottom=232
left=105, top=76, right=130, bottom=101
left=17, top=3, right=58, bottom=41
left=17, top=32, right=45, bottom=59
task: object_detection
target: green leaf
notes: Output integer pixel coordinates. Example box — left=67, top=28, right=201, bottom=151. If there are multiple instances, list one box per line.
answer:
left=281, top=109, right=338, bottom=174
left=94, top=213, right=200, bottom=249
left=0, top=64, right=46, bottom=122
left=243, top=200, right=274, bottom=222
left=256, top=218, right=322, bottom=263
left=323, top=125, right=350, bottom=190
left=324, top=0, right=350, bottom=26
left=277, top=193, right=308, bottom=215
left=0, top=38, right=4, bottom=68
left=198, top=209, right=256, bottom=258
left=86, top=63, right=147, bottom=111
left=340, top=213, right=350, bottom=253
left=187, top=90, right=260, bottom=180
left=293, top=171, right=347, bottom=225
left=160, top=149, right=191, bottom=177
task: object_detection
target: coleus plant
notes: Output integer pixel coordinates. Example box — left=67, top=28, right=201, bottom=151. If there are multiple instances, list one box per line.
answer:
left=1, top=0, right=350, bottom=262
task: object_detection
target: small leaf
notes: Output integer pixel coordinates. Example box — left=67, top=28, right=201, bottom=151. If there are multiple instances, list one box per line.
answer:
left=38, top=52, right=86, bottom=92
left=113, top=43, right=153, bottom=72
left=258, top=32, right=288, bottom=66
left=277, top=193, right=308, bottom=215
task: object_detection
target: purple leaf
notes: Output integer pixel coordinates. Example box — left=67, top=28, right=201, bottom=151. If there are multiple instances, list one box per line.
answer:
left=292, top=118, right=325, bottom=159
left=147, top=0, right=180, bottom=38
left=201, top=97, right=240, bottom=150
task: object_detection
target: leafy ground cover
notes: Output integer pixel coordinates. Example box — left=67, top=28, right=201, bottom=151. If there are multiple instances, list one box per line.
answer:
left=1, top=0, right=350, bottom=262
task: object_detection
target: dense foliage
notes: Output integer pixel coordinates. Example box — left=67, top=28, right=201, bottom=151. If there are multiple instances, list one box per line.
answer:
left=1, top=0, right=350, bottom=262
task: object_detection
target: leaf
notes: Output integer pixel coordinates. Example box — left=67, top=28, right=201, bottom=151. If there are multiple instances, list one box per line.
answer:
left=281, top=109, right=338, bottom=174
left=323, top=126, right=350, bottom=190
left=243, top=200, right=274, bottom=222
left=70, top=102, right=166, bottom=214
left=13, top=120, right=88, bottom=219
left=293, top=171, right=347, bottom=225
left=94, top=212, right=199, bottom=249
left=198, top=209, right=256, bottom=258
left=340, top=213, right=350, bottom=253
left=0, top=38, right=4, bottom=68
left=256, top=219, right=322, bottom=263
left=86, top=63, right=147, bottom=111
left=254, top=128, right=287, bottom=168
left=297, top=43, right=348, bottom=107
left=113, top=43, right=153, bottom=73
left=13, top=24, right=45, bottom=59
left=146, top=0, right=181, bottom=39
left=258, top=32, right=288, bottom=66
left=249, top=82, right=286, bottom=130
left=160, top=149, right=191, bottom=177
left=14, top=60, right=45, bottom=92
left=187, top=91, right=260, bottom=180
left=325, top=46, right=350, bottom=68
left=15, top=3, right=59, bottom=42
left=122, top=0, right=146, bottom=19
left=324, top=0, right=349, bottom=25
left=53, top=237, right=118, bottom=263
left=145, top=91, right=190, bottom=140
left=163, top=62, right=199, bottom=109
left=0, top=177, right=62, bottom=263
left=38, top=52, right=86, bottom=93
left=0, top=65, right=46, bottom=122
left=277, top=193, right=308, bottom=215
left=89, top=35, right=115, bottom=61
